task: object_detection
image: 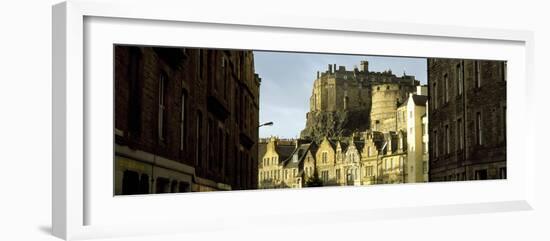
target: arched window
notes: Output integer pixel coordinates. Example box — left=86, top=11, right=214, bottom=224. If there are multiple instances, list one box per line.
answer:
left=139, top=174, right=149, bottom=194
left=122, top=170, right=140, bottom=195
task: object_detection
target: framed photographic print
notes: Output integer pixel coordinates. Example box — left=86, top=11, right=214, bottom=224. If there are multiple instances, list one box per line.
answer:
left=52, top=0, right=535, bottom=240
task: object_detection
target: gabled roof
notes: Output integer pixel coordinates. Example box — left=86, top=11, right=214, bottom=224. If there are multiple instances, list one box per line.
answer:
left=411, top=95, right=428, bottom=106
left=354, top=141, right=365, bottom=152
left=328, top=139, right=337, bottom=150
left=400, top=94, right=428, bottom=108
left=258, top=142, right=267, bottom=163
left=283, top=143, right=313, bottom=168
left=337, top=141, right=349, bottom=153
left=365, top=131, right=385, bottom=151
left=276, top=145, right=296, bottom=163
left=308, top=142, right=318, bottom=157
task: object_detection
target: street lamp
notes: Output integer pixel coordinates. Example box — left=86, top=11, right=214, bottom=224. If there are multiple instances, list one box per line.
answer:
left=258, top=121, right=274, bottom=128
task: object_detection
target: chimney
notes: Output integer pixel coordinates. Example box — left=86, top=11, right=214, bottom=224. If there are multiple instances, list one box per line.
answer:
left=268, top=136, right=277, bottom=151
left=328, top=64, right=333, bottom=74
left=387, top=136, right=393, bottom=153
left=317, top=71, right=320, bottom=79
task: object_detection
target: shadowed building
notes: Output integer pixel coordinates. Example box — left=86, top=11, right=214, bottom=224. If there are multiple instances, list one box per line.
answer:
left=114, top=46, right=260, bottom=194
left=428, top=58, right=506, bottom=181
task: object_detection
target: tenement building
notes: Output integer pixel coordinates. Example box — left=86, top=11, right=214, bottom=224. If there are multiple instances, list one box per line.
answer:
left=114, top=46, right=261, bottom=195
left=259, top=60, right=429, bottom=188
left=428, top=58, right=506, bottom=181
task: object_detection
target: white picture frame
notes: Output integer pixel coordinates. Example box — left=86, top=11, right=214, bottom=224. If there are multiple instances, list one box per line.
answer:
left=52, top=0, right=535, bottom=240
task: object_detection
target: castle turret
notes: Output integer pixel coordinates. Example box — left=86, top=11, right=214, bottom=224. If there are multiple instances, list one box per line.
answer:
left=361, top=61, right=369, bottom=74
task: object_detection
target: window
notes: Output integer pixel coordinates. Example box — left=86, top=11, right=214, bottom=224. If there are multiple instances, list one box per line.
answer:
left=158, top=74, right=166, bottom=141
left=218, top=128, right=224, bottom=172
left=444, top=73, right=449, bottom=103
left=475, top=169, right=488, bottom=180
left=433, top=82, right=438, bottom=109
left=366, top=166, right=373, bottom=177
left=155, top=177, right=170, bottom=194
left=206, top=118, right=213, bottom=169
left=456, top=118, right=464, bottom=150
left=322, top=152, right=328, bottom=163
left=121, top=170, right=140, bottom=195
left=502, top=106, right=507, bottom=141
left=457, top=118, right=464, bottom=150
left=434, top=130, right=438, bottom=157
left=502, top=62, right=507, bottom=82
left=476, top=112, right=483, bottom=145
left=456, top=62, right=463, bottom=95
left=180, top=91, right=187, bottom=150
left=321, top=171, right=329, bottom=182
left=409, top=111, right=413, bottom=119
left=422, top=161, right=428, bottom=174
left=222, top=56, right=229, bottom=99
left=170, top=180, right=178, bottom=193
left=178, top=182, right=190, bottom=193
left=367, top=146, right=371, bottom=157
left=445, top=124, right=450, bottom=154
left=422, top=141, right=427, bottom=154
left=195, top=111, right=203, bottom=166
left=421, top=123, right=426, bottom=136
left=475, top=61, right=481, bottom=88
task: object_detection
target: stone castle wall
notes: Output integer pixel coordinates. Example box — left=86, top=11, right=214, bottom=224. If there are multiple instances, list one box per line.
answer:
left=302, top=61, right=420, bottom=141
left=370, top=82, right=417, bottom=132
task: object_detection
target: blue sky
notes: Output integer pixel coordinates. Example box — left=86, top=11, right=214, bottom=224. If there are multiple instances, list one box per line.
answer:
left=254, top=51, right=427, bottom=139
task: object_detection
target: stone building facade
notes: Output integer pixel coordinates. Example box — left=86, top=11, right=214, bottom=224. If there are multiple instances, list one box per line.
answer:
left=257, top=138, right=296, bottom=188
left=114, top=46, right=260, bottom=195
left=428, top=58, right=506, bottom=181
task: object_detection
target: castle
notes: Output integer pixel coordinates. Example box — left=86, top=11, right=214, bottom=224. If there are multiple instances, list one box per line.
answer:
left=259, top=60, right=429, bottom=188
left=301, top=61, right=421, bottom=140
